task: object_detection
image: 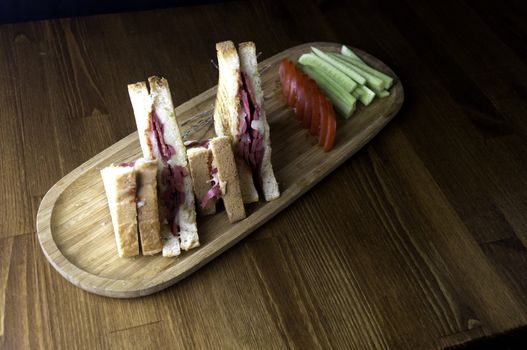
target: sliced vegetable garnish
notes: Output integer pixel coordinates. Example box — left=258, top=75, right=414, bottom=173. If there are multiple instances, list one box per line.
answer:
left=329, top=53, right=385, bottom=92
left=309, top=81, right=320, bottom=135
left=280, top=46, right=394, bottom=151
left=306, top=82, right=322, bottom=130
left=341, top=45, right=365, bottom=63
left=377, top=90, right=390, bottom=98
left=279, top=59, right=291, bottom=98
left=352, top=85, right=375, bottom=106
left=302, top=65, right=356, bottom=118
left=298, top=53, right=358, bottom=92
left=318, top=95, right=328, bottom=147
left=304, top=78, right=314, bottom=129
left=295, top=73, right=306, bottom=122
left=323, top=98, right=336, bottom=152
left=279, top=59, right=337, bottom=152
left=332, top=51, right=394, bottom=89
left=287, top=67, right=299, bottom=106
left=311, top=47, right=367, bottom=85
left=298, top=45, right=395, bottom=119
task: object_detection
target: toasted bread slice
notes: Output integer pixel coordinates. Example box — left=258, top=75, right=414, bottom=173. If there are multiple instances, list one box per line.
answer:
left=210, top=136, right=246, bottom=223
left=134, top=159, right=163, bottom=255
left=128, top=81, right=153, bottom=160
left=239, top=41, right=280, bottom=201
left=213, top=41, right=240, bottom=139
left=213, top=41, right=259, bottom=203
left=187, top=146, right=216, bottom=216
left=235, top=157, right=259, bottom=203
left=100, top=165, right=139, bottom=258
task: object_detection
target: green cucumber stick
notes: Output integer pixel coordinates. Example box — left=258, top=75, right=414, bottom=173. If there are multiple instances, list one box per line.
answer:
left=299, top=53, right=357, bottom=92
left=311, top=47, right=367, bottom=85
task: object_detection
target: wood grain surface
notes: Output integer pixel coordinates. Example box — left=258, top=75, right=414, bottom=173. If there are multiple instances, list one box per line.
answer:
left=36, top=43, right=403, bottom=298
left=1, top=0, right=527, bottom=348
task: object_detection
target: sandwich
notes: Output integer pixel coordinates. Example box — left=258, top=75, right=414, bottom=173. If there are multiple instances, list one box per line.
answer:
left=187, top=136, right=246, bottom=223
left=128, top=76, right=199, bottom=257
left=213, top=40, right=280, bottom=203
left=100, top=159, right=163, bottom=257
left=101, top=163, right=140, bottom=258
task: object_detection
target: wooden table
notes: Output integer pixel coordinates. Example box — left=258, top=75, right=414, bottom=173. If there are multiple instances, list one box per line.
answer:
left=1, top=0, right=527, bottom=348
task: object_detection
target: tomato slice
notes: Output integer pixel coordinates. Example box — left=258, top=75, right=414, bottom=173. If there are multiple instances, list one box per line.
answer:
left=309, top=81, right=321, bottom=135
left=280, top=60, right=337, bottom=151
left=295, top=73, right=306, bottom=119
left=303, top=77, right=313, bottom=127
left=303, top=79, right=320, bottom=130
left=287, top=65, right=299, bottom=107
left=323, top=99, right=336, bottom=151
left=319, top=95, right=328, bottom=147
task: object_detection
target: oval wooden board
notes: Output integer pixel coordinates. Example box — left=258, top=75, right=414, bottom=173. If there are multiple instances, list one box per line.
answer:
left=36, top=42, right=404, bottom=298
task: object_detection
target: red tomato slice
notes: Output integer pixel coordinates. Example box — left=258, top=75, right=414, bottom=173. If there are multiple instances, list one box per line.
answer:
left=280, top=60, right=337, bottom=151
left=288, top=62, right=301, bottom=107
left=309, top=81, right=321, bottom=135
left=280, top=59, right=296, bottom=101
left=303, top=79, right=320, bottom=130
left=295, top=74, right=306, bottom=119
left=323, top=99, right=336, bottom=151
left=279, top=60, right=286, bottom=80
left=303, top=77, right=313, bottom=126
left=319, top=95, right=328, bottom=146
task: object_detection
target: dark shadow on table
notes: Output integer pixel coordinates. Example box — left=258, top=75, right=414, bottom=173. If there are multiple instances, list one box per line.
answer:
left=0, top=0, right=228, bottom=24
left=449, top=326, right=527, bottom=349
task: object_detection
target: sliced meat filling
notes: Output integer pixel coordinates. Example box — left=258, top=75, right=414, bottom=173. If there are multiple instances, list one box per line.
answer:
left=161, top=165, right=187, bottom=235
left=148, top=109, right=187, bottom=235
left=148, top=110, right=175, bottom=160
left=237, top=73, right=265, bottom=186
left=200, top=166, right=221, bottom=208
left=117, top=161, right=136, bottom=167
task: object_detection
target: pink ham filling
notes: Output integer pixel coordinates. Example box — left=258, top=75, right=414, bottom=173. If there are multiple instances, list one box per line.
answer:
left=149, top=110, right=175, bottom=160
left=238, top=73, right=264, bottom=186
left=117, top=161, right=135, bottom=167
left=148, top=110, right=186, bottom=235
left=200, top=167, right=221, bottom=208
left=161, top=165, right=187, bottom=235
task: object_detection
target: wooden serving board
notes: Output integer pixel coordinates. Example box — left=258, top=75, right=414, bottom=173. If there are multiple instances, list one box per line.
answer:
left=36, top=42, right=404, bottom=298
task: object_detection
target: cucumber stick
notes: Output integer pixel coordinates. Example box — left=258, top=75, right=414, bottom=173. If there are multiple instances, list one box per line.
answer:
left=341, top=45, right=364, bottom=63
left=329, top=54, right=385, bottom=92
left=298, top=46, right=395, bottom=117
left=299, top=54, right=357, bottom=93
left=302, top=66, right=356, bottom=118
left=352, top=85, right=375, bottom=106
left=377, top=90, right=390, bottom=98
left=332, top=52, right=394, bottom=89
left=311, top=47, right=367, bottom=85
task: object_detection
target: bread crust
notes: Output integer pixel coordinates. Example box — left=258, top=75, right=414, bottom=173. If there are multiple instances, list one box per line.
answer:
left=214, top=41, right=241, bottom=139
left=210, top=136, right=246, bottom=223
left=134, top=159, right=163, bottom=255
left=100, top=165, right=140, bottom=258
left=187, top=147, right=216, bottom=216
left=238, top=41, right=280, bottom=201
left=236, top=157, right=259, bottom=203
left=128, top=82, right=154, bottom=160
